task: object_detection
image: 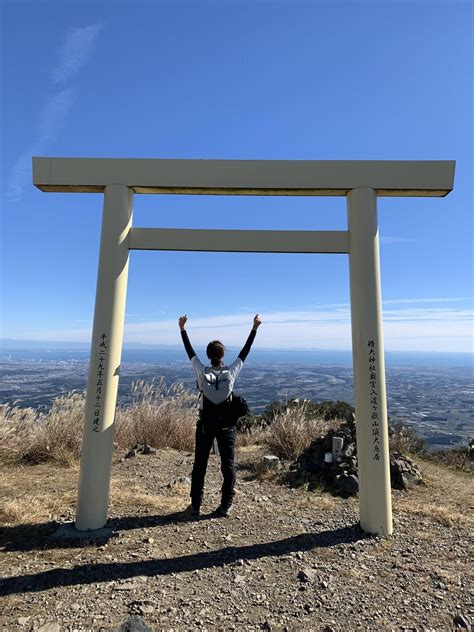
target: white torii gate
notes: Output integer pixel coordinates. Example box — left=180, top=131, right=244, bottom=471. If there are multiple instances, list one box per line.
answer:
left=33, top=157, right=455, bottom=536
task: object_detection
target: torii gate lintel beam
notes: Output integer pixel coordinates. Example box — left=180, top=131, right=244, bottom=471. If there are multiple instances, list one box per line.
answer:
left=32, top=157, right=455, bottom=197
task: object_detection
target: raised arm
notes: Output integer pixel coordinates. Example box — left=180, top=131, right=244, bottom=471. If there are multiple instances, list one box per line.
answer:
left=238, top=314, right=262, bottom=362
left=179, top=315, right=196, bottom=360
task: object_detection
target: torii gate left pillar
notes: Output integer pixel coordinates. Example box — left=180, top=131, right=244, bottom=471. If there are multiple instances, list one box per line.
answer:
left=33, top=157, right=455, bottom=535
left=76, top=184, right=134, bottom=530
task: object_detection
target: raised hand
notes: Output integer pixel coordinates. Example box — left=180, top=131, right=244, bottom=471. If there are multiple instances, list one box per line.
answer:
left=253, top=314, right=262, bottom=330
left=179, top=315, right=188, bottom=330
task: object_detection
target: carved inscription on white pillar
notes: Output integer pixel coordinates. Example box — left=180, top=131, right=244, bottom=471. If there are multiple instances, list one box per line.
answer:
left=367, top=339, right=381, bottom=461
left=92, top=333, right=109, bottom=433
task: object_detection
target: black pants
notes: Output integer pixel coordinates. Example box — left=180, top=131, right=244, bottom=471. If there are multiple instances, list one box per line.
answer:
left=190, top=415, right=236, bottom=510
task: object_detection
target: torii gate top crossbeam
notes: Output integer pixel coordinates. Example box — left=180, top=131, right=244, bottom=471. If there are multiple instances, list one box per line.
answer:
left=33, top=157, right=455, bottom=197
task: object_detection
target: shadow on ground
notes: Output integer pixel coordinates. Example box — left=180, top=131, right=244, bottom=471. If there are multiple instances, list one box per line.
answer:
left=0, top=519, right=368, bottom=597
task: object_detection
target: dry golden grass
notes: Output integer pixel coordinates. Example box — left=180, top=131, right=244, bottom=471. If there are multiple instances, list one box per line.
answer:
left=393, top=459, right=474, bottom=529
left=0, top=463, right=78, bottom=525
left=401, top=503, right=469, bottom=528
left=0, top=393, right=85, bottom=465
left=263, top=401, right=340, bottom=461
left=108, top=481, right=189, bottom=516
left=0, top=395, right=84, bottom=466
left=114, top=379, right=197, bottom=452
left=291, top=491, right=338, bottom=513
left=0, top=456, right=191, bottom=528
left=2, top=380, right=345, bottom=470
left=0, top=380, right=198, bottom=467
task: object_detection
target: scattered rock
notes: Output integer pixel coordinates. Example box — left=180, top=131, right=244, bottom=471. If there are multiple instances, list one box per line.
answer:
left=297, top=567, right=318, bottom=583
left=335, top=473, right=359, bottom=495
left=113, top=582, right=141, bottom=591
left=292, top=416, right=423, bottom=495
left=111, top=615, right=154, bottom=632
left=129, top=600, right=156, bottom=615
left=390, top=452, right=423, bottom=489
left=167, top=475, right=192, bottom=487
left=125, top=443, right=158, bottom=458
left=1, top=436, right=468, bottom=632
left=453, top=614, right=471, bottom=629
left=262, top=455, right=280, bottom=471
left=36, top=625, right=61, bottom=632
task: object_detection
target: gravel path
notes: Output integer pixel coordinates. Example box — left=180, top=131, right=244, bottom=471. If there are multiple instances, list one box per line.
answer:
left=0, top=447, right=472, bottom=631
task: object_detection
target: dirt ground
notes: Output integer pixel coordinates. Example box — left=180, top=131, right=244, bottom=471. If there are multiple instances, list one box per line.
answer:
left=0, top=446, right=473, bottom=631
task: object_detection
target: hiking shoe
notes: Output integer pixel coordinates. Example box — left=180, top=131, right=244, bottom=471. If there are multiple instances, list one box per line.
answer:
left=217, top=503, right=233, bottom=517
left=182, top=505, right=200, bottom=520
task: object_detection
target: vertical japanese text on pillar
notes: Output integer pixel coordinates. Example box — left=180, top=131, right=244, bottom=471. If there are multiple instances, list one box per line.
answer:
left=368, top=339, right=381, bottom=461
left=92, top=333, right=108, bottom=433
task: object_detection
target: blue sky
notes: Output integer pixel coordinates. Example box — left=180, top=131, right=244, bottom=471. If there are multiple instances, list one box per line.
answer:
left=1, top=0, right=472, bottom=353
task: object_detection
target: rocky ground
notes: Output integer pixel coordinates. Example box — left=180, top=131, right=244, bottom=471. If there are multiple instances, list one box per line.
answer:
left=0, top=446, right=473, bottom=631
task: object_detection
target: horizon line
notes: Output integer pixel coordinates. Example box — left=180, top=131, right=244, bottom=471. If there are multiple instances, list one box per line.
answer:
left=1, top=338, right=473, bottom=356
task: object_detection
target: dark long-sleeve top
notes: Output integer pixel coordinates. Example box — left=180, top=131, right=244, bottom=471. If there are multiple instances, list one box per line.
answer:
left=180, top=329, right=197, bottom=361
left=180, top=328, right=257, bottom=363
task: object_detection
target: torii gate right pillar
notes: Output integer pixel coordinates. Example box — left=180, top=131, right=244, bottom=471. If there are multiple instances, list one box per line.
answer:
left=348, top=187, right=393, bottom=535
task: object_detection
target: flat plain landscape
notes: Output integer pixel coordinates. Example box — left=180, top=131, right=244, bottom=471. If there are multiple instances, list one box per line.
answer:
left=1, top=352, right=472, bottom=451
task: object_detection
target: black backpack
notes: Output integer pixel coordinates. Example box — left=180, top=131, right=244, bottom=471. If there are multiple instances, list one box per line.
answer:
left=228, top=393, right=250, bottom=420
left=198, top=386, right=250, bottom=426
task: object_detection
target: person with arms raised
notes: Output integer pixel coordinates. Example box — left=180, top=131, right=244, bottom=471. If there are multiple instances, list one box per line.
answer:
left=179, top=313, right=262, bottom=518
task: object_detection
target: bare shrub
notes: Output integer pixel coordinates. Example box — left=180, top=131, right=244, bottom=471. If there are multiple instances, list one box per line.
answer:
left=425, top=444, right=473, bottom=472
left=389, top=421, right=427, bottom=455
left=0, top=392, right=85, bottom=465
left=263, top=401, right=339, bottom=461
left=236, top=426, right=269, bottom=448
left=114, top=379, right=198, bottom=452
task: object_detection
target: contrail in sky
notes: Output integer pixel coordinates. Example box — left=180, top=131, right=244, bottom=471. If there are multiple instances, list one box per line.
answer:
left=7, top=23, right=103, bottom=203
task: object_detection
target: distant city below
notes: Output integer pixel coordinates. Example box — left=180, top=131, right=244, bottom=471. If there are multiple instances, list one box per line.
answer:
left=1, top=347, right=472, bottom=453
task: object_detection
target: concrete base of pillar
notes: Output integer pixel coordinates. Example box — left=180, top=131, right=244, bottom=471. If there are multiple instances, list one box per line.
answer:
left=51, top=521, right=115, bottom=541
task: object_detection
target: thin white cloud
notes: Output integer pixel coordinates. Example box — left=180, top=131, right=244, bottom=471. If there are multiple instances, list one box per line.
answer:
left=52, top=23, right=103, bottom=84
left=381, top=297, right=469, bottom=305
left=7, top=23, right=102, bottom=203
left=7, top=90, right=73, bottom=202
left=11, top=303, right=474, bottom=353
left=36, top=90, right=74, bottom=144
left=308, top=297, right=469, bottom=310
left=7, top=152, right=36, bottom=204
left=383, top=307, right=473, bottom=322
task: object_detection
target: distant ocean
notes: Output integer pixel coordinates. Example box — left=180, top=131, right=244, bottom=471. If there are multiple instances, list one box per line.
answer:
left=1, top=345, right=473, bottom=368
